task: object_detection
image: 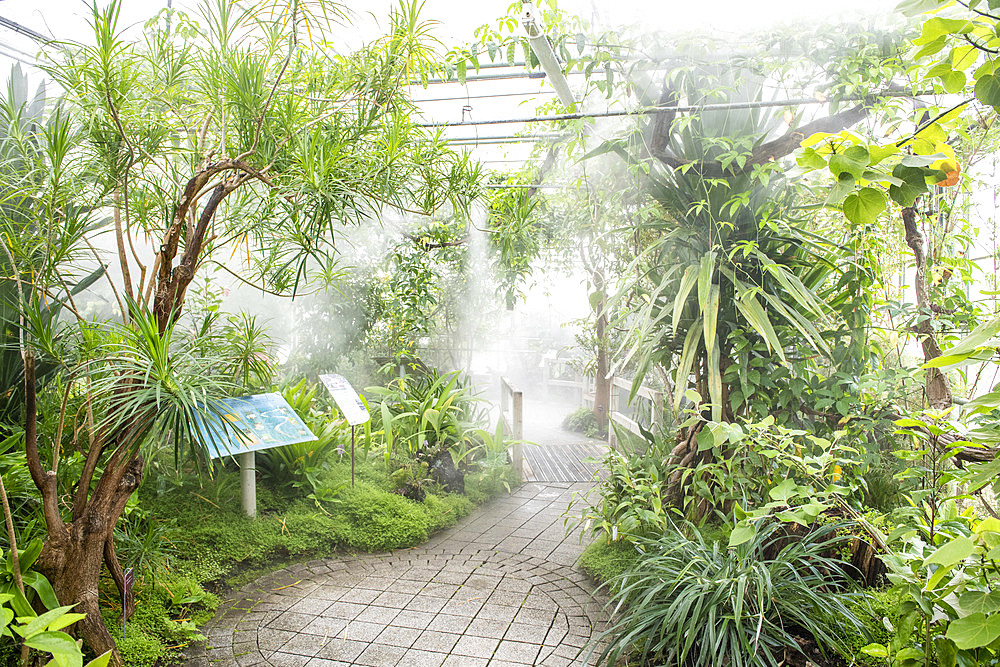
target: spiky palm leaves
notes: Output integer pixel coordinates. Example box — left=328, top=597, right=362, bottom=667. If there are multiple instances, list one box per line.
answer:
left=616, top=67, right=847, bottom=421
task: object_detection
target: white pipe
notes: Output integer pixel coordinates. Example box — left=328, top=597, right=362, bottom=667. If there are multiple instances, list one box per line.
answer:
left=521, top=1, right=577, bottom=108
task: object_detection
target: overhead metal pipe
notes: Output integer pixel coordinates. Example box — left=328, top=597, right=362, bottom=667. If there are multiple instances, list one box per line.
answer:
left=416, top=91, right=938, bottom=128
left=521, top=1, right=577, bottom=108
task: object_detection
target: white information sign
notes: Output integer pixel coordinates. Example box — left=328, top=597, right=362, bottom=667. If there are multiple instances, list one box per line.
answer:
left=318, top=374, right=371, bottom=426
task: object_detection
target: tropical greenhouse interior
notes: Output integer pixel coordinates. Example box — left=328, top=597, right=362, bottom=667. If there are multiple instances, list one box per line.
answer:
left=5, top=0, right=1000, bottom=665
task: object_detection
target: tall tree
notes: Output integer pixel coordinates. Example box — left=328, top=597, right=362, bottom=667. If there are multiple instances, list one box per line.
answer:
left=4, top=0, right=480, bottom=662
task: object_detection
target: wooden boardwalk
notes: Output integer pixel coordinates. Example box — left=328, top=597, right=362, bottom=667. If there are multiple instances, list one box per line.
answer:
left=522, top=440, right=607, bottom=483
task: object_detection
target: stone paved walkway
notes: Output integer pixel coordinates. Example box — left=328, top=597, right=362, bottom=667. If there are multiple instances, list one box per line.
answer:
left=187, top=482, right=607, bottom=666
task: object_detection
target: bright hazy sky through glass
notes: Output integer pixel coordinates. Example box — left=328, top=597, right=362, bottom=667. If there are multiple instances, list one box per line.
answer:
left=0, top=0, right=901, bottom=166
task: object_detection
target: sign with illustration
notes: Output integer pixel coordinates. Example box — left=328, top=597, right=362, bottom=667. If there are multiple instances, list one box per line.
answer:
left=199, top=392, right=316, bottom=459
left=318, top=374, right=370, bottom=425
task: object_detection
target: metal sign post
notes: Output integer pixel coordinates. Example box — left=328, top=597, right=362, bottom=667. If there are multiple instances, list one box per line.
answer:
left=123, top=566, right=134, bottom=637
left=318, top=374, right=371, bottom=489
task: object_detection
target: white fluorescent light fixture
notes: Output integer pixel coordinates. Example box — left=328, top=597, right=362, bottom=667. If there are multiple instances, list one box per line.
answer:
left=520, top=1, right=577, bottom=108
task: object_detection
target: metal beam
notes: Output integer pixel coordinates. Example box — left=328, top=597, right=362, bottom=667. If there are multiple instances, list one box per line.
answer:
left=0, top=16, right=51, bottom=44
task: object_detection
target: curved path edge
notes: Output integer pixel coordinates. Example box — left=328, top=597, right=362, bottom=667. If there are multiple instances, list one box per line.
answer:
left=185, top=482, right=608, bottom=667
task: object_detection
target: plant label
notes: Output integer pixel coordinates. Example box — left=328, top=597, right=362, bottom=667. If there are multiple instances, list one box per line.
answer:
left=319, top=374, right=370, bottom=426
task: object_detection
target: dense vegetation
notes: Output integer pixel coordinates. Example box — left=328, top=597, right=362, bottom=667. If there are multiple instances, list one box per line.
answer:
left=7, top=0, right=1000, bottom=666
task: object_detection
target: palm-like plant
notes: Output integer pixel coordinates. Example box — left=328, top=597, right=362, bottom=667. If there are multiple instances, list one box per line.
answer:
left=615, top=66, right=851, bottom=422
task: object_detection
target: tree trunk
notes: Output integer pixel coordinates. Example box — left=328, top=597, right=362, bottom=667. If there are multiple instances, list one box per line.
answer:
left=902, top=205, right=954, bottom=409
left=35, top=456, right=144, bottom=667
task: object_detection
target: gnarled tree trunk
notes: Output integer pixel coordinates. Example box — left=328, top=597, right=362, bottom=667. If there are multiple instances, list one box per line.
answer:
left=902, top=204, right=954, bottom=409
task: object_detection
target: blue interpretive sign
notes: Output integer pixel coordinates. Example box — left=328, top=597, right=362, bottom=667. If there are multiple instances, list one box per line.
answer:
left=199, top=392, right=316, bottom=459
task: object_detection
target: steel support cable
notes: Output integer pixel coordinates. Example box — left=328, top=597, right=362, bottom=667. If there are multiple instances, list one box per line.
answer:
left=415, top=91, right=938, bottom=128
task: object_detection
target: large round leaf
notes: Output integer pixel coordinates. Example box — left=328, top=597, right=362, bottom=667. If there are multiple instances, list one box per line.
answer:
left=843, top=187, right=887, bottom=225
left=945, top=612, right=1000, bottom=650
left=975, top=73, right=1000, bottom=107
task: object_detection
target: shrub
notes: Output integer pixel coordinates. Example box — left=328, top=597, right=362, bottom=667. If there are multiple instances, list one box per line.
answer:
left=562, top=407, right=605, bottom=438
left=335, top=483, right=431, bottom=551
left=590, top=520, right=868, bottom=667
left=578, top=537, right=642, bottom=584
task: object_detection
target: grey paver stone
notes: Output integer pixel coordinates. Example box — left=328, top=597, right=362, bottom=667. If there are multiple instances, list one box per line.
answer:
left=411, top=629, right=461, bottom=653
left=492, top=639, right=541, bottom=664
left=391, top=609, right=436, bottom=630
left=425, top=613, right=471, bottom=634
left=452, top=634, right=501, bottom=658
left=354, top=641, right=407, bottom=666
left=375, top=625, right=421, bottom=648
left=396, top=648, right=447, bottom=667
left=314, top=638, right=369, bottom=662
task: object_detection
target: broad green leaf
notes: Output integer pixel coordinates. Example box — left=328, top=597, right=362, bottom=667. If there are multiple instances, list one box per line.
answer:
left=703, top=283, right=720, bottom=361
left=768, top=478, right=798, bottom=503
left=762, top=262, right=825, bottom=320
left=888, top=164, right=929, bottom=206
left=976, top=518, right=1000, bottom=533
left=923, top=350, right=993, bottom=371
left=14, top=605, right=75, bottom=639
left=734, top=293, right=784, bottom=361
left=42, top=613, right=85, bottom=633
left=924, top=536, right=975, bottom=568
left=913, top=17, right=975, bottom=46
left=697, top=252, right=715, bottom=312
left=728, top=522, right=755, bottom=547
left=707, top=339, right=722, bottom=421
left=941, top=69, right=967, bottom=94
left=868, top=143, right=899, bottom=165
left=86, top=653, right=113, bottom=667
left=946, top=612, right=1000, bottom=650
left=952, top=44, right=978, bottom=70
left=797, top=147, right=828, bottom=170
left=17, top=539, right=43, bottom=573
left=826, top=171, right=856, bottom=204
left=24, top=630, right=82, bottom=667
left=936, top=317, right=1000, bottom=360
left=21, top=571, right=59, bottom=611
left=760, top=291, right=831, bottom=357
left=959, top=591, right=1000, bottom=615
left=828, top=145, right=869, bottom=179
left=672, top=265, right=699, bottom=335
left=936, top=637, right=957, bottom=667
left=976, top=73, right=1000, bottom=107
left=843, top=187, right=887, bottom=225
left=673, top=320, right=702, bottom=412
left=696, top=427, right=716, bottom=452
left=860, top=644, right=889, bottom=658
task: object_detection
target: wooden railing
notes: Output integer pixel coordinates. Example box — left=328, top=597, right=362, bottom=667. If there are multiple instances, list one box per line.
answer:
left=499, top=376, right=524, bottom=476
left=608, top=376, right=665, bottom=448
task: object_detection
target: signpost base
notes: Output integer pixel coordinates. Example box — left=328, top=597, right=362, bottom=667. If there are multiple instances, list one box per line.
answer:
left=240, top=451, right=256, bottom=518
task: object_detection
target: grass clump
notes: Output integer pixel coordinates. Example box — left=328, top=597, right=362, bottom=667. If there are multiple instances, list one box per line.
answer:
left=578, top=536, right=642, bottom=584
left=590, top=520, right=869, bottom=667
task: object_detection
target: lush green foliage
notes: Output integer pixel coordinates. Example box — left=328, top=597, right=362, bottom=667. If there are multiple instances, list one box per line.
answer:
left=591, top=521, right=868, bottom=667
left=562, top=407, right=605, bottom=438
